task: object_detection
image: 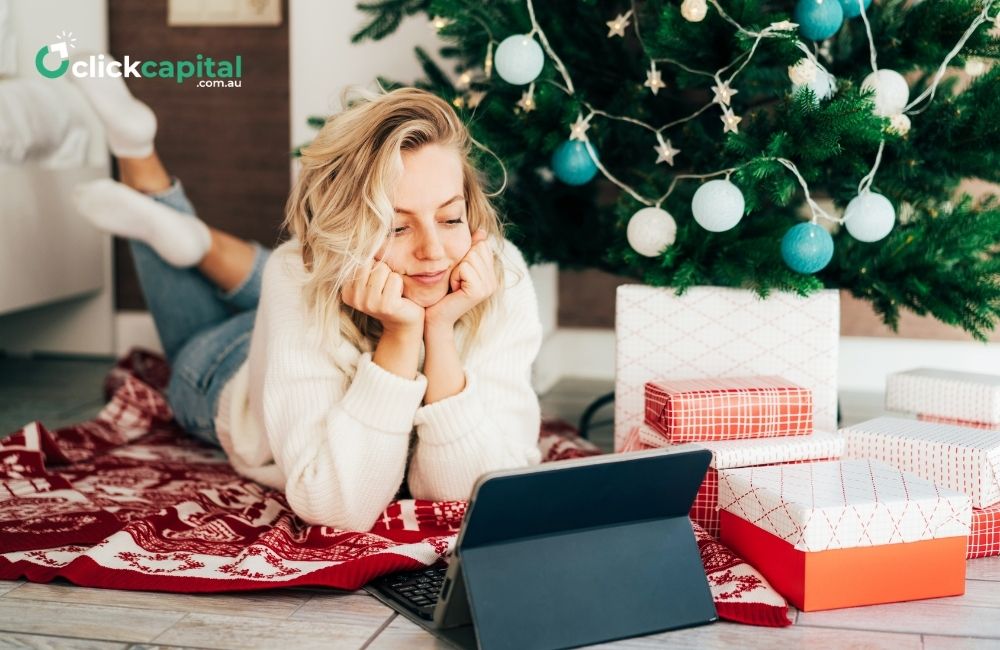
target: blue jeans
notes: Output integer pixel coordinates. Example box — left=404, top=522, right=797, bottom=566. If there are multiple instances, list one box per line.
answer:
left=131, top=179, right=269, bottom=446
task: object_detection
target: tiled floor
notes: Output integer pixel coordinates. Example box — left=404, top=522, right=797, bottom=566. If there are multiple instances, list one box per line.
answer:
left=1, top=354, right=997, bottom=649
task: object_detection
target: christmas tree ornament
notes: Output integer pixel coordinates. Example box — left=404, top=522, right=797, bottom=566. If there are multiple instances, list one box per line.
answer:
left=794, top=0, right=844, bottom=41
left=494, top=34, right=544, bottom=85
left=792, top=64, right=836, bottom=101
left=888, top=113, right=911, bottom=136
left=606, top=11, right=632, bottom=38
left=781, top=222, right=834, bottom=273
left=654, top=136, right=680, bottom=166
left=711, top=79, right=738, bottom=106
left=552, top=140, right=599, bottom=186
left=455, top=70, right=473, bottom=90
left=516, top=87, right=536, bottom=112
left=838, top=0, right=872, bottom=19
left=644, top=61, right=666, bottom=95
left=844, top=191, right=895, bottom=242
left=721, top=109, right=742, bottom=134
left=788, top=58, right=818, bottom=86
left=627, top=207, right=677, bottom=256
left=431, top=16, right=453, bottom=31
left=965, top=58, right=989, bottom=77
left=467, top=90, right=487, bottom=109
left=569, top=114, right=592, bottom=141
left=691, top=179, right=745, bottom=232
left=681, top=0, right=708, bottom=22
left=862, top=69, right=910, bottom=117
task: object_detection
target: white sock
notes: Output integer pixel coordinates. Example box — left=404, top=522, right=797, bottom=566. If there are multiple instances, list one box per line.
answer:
left=74, top=179, right=211, bottom=268
left=69, top=53, right=157, bottom=158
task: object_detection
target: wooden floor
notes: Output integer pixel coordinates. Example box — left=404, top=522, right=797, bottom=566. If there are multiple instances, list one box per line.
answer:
left=1, top=356, right=999, bottom=649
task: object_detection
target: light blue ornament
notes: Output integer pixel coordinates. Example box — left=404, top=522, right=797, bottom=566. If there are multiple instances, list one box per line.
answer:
left=494, top=34, right=544, bottom=85
left=781, top=222, right=834, bottom=274
left=794, top=0, right=844, bottom=41
left=551, top=140, right=599, bottom=186
left=838, top=0, right=872, bottom=19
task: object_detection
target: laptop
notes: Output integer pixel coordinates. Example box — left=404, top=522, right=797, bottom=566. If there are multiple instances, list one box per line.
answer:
left=366, top=446, right=717, bottom=650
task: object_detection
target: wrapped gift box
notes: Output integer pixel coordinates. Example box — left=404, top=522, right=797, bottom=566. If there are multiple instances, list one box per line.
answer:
left=918, top=414, right=998, bottom=430
left=628, top=425, right=844, bottom=536
left=719, top=459, right=971, bottom=611
left=970, top=502, right=1000, bottom=559
left=614, top=285, right=838, bottom=451
left=842, top=417, right=1000, bottom=509
left=643, top=376, right=813, bottom=443
left=886, top=368, right=1000, bottom=429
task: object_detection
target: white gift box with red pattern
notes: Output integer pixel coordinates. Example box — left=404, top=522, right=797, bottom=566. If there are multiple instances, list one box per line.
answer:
left=718, top=459, right=971, bottom=611
left=626, top=424, right=844, bottom=536
left=614, top=285, right=839, bottom=451
left=886, top=368, right=1000, bottom=429
left=969, top=502, right=1000, bottom=559
left=842, top=416, right=1000, bottom=509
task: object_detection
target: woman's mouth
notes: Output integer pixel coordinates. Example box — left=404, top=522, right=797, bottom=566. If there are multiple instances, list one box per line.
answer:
left=409, top=270, right=447, bottom=285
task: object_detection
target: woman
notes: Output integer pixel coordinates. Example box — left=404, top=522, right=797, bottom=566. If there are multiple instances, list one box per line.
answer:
left=72, top=72, right=543, bottom=531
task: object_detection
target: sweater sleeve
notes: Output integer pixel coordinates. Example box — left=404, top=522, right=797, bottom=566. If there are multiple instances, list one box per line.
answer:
left=407, top=240, right=544, bottom=501
left=254, top=247, right=426, bottom=531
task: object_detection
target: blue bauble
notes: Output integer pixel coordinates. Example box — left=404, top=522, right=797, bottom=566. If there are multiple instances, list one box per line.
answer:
left=838, top=0, right=872, bottom=18
left=551, top=140, right=599, bottom=186
left=781, top=222, right=834, bottom=274
left=494, top=34, right=545, bottom=85
left=795, top=0, right=844, bottom=41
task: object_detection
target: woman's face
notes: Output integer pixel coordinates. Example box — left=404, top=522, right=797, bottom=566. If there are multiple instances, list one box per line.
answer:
left=378, top=144, right=473, bottom=308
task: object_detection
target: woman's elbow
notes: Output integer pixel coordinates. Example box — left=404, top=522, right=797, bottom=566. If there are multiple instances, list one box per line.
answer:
left=285, top=485, right=386, bottom=532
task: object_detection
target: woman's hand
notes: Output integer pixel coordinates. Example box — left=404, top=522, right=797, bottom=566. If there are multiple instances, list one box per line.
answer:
left=341, top=260, right=424, bottom=335
left=424, top=230, right=498, bottom=331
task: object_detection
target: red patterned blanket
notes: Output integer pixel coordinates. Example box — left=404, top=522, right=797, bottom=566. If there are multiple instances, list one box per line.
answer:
left=0, top=349, right=789, bottom=628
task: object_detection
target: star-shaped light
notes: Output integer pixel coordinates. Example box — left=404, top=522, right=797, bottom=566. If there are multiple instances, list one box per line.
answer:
left=770, top=20, right=798, bottom=31
left=644, top=62, right=666, bottom=96
left=606, top=10, right=632, bottom=38
left=431, top=16, right=453, bottom=31
left=455, top=70, right=473, bottom=90
left=467, top=90, right=487, bottom=108
left=654, top=137, right=681, bottom=166
left=516, top=89, right=536, bottom=113
left=721, top=109, right=742, bottom=134
left=569, top=113, right=593, bottom=141
left=711, top=80, right=738, bottom=107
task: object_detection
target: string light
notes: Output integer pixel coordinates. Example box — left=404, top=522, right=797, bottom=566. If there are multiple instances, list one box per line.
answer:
left=606, top=10, right=633, bottom=38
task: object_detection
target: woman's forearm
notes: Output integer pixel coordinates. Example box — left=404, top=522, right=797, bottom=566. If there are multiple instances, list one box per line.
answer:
left=372, top=325, right=423, bottom=380
left=422, top=324, right=466, bottom=404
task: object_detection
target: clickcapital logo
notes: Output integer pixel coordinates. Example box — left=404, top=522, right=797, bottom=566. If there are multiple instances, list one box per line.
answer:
left=36, top=30, right=244, bottom=87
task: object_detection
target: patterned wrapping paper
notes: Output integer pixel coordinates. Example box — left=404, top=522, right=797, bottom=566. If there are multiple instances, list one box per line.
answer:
left=970, top=502, right=1000, bottom=559
left=886, top=368, right=1000, bottom=428
left=614, top=285, right=839, bottom=451
left=918, top=413, right=998, bottom=430
left=841, top=416, right=1000, bottom=509
left=718, top=459, right=971, bottom=552
left=643, top=376, right=813, bottom=443
left=628, top=425, right=844, bottom=536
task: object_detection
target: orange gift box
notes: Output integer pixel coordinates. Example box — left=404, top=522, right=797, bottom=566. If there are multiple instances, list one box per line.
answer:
left=719, top=460, right=971, bottom=612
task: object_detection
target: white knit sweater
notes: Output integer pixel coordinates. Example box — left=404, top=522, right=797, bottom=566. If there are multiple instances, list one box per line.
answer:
left=214, top=237, right=543, bottom=531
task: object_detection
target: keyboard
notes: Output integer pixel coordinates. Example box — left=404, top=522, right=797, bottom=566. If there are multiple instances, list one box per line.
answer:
left=373, top=566, right=449, bottom=620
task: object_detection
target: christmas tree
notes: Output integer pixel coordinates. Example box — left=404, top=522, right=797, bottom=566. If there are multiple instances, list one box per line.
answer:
left=341, top=0, right=1000, bottom=340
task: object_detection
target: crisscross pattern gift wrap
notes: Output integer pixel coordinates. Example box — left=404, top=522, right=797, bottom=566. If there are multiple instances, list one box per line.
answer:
left=970, top=502, right=1000, bottom=559
left=626, top=425, right=843, bottom=536
left=643, top=376, right=812, bottom=444
left=718, top=459, right=971, bottom=552
left=842, top=417, right=1000, bottom=509
left=886, top=368, right=1000, bottom=429
left=614, top=285, right=839, bottom=451
left=0, top=349, right=793, bottom=627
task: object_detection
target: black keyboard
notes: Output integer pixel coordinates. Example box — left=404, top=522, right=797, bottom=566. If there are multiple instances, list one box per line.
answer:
left=374, top=566, right=448, bottom=620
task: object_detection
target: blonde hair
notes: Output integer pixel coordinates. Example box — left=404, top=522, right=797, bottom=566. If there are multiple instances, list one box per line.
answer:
left=282, top=85, right=506, bottom=360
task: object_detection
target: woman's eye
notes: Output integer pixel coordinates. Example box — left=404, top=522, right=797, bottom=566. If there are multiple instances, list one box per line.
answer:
left=392, top=226, right=408, bottom=236
left=444, top=218, right=464, bottom=226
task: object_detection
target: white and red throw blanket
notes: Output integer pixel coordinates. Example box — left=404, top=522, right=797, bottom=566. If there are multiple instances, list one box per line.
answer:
left=0, top=349, right=790, bottom=628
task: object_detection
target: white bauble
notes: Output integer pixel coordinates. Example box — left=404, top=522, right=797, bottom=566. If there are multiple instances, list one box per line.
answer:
left=861, top=69, right=910, bottom=117
left=494, top=34, right=545, bottom=85
left=681, top=0, right=708, bottom=22
left=888, top=113, right=911, bottom=136
left=965, top=59, right=988, bottom=77
left=691, top=180, right=745, bottom=232
left=627, top=207, right=677, bottom=256
left=788, top=58, right=818, bottom=85
left=844, top=191, right=896, bottom=242
left=794, top=68, right=836, bottom=101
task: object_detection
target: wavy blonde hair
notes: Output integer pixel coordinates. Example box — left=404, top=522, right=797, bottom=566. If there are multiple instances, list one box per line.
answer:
left=282, top=85, right=506, bottom=361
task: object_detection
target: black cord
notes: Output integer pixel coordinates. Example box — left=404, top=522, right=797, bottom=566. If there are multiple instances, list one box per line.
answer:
left=578, top=391, right=615, bottom=439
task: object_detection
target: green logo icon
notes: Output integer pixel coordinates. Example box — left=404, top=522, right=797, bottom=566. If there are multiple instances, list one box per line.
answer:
left=35, top=31, right=76, bottom=78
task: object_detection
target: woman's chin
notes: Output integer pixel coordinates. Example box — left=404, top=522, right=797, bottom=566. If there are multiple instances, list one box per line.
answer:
left=405, top=286, right=448, bottom=308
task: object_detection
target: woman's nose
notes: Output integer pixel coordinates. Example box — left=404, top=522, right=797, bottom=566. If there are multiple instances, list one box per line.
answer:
left=416, top=229, right=445, bottom=259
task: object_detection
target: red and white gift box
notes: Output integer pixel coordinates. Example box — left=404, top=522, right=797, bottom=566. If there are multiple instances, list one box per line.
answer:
left=970, top=502, right=1000, bottom=559
left=614, top=285, right=838, bottom=451
left=718, top=459, right=971, bottom=611
left=841, top=417, right=1000, bottom=509
left=627, top=425, right=844, bottom=536
left=886, top=368, right=1000, bottom=429
left=643, top=376, right=813, bottom=443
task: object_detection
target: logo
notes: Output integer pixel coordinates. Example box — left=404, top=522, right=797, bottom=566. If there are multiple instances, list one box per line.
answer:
left=35, top=30, right=76, bottom=78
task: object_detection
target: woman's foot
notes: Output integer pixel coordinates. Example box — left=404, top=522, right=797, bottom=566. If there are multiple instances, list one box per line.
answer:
left=69, top=52, right=157, bottom=158
left=74, top=179, right=211, bottom=268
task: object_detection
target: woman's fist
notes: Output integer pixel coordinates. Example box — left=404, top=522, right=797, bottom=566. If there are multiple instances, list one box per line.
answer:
left=341, top=261, right=424, bottom=334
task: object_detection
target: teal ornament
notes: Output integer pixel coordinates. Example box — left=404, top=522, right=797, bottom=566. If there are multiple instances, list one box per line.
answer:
left=494, top=34, right=544, bottom=85
left=781, top=222, right=834, bottom=273
left=838, top=0, right=872, bottom=19
left=794, top=0, right=844, bottom=41
left=551, top=140, right=599, bottom=186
